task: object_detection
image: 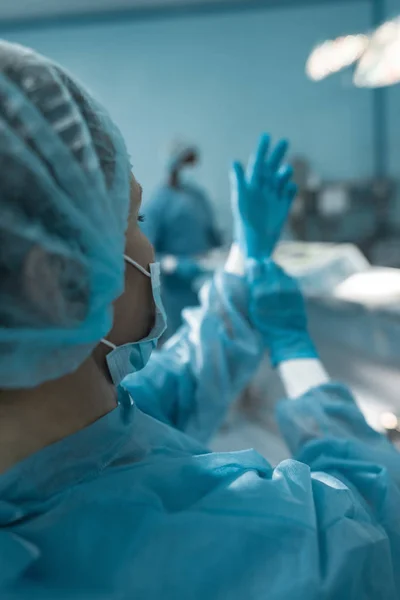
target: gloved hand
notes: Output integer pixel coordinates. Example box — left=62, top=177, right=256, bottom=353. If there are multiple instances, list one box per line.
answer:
left=230, top=133, right=296, bottom=260
left=247, top=259, right=318, bottom=367
left=174, top=258, right=209, bottom=282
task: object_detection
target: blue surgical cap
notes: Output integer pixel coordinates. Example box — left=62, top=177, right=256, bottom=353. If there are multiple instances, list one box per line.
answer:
left=166, top=140, right=198, bottom=172
left=0, top=41, right=131, bottom=388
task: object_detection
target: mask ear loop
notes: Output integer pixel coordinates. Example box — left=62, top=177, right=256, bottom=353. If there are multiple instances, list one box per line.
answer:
left=124, top=254, right=151, bottom=278
left=100, top=338, right=117, bottom=350
left=101, top=255, right=152, bottom=350
left=101, top=338, right=117, bottom=351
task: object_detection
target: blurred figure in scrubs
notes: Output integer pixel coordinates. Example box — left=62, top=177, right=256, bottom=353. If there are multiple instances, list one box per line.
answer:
left=142, top=141, right=222, bottom=338
left=1, top=41, right=400, bottom=600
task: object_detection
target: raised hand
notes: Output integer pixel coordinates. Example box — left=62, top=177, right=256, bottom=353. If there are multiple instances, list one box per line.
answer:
left=230, top=133, right=296, bottom=260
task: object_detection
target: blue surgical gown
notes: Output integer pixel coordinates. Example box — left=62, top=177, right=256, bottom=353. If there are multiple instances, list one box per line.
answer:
left=142, top=183, right=221, bottom=338
left=1, top=271, right=400, bottom=599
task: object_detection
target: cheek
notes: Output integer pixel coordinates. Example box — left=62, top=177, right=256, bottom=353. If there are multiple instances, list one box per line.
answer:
left=108, top=223, right=156, bottom=345
left=108, top=227, right=156, bottom=344
left=126, top=222, right=155, bottom=271
left=111, top=265, right=154, bottom=345
left=134, top=229, right=155, bottom=269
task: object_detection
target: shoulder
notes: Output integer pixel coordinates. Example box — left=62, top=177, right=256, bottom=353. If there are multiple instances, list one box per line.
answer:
left=182, top=182, right=208, bottom=199
left=118, top=450, right=396, bottom=597
left=147, top=185, right=171, bottom=206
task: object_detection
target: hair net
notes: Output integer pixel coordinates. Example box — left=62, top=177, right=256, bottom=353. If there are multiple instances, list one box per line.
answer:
left=0, top=41, right=131, bottom=388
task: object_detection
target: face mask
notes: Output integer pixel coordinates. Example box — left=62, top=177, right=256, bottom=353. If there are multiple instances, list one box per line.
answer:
left=101, top=255, right=167, bottom=386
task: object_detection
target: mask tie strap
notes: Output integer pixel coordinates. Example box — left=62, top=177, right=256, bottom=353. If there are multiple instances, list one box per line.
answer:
left=124, top=254, right=151, bottom=278
left=101, top=338, right=117, bottom=350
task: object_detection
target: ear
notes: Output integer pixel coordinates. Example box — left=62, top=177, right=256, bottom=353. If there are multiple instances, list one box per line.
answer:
left=23, top=246, right=72, bottom=325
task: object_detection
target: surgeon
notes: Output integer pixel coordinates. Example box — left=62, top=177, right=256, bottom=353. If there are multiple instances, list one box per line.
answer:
left=142, top=141, right=222, bottom=338
left=1, top=41, right=400, bottom=600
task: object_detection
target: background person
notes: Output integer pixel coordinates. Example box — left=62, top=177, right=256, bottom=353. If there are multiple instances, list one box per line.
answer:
left=142, top=141, right=222, bottom=339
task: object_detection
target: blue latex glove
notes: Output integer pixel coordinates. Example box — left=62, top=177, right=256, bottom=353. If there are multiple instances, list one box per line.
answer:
left=247, top=259, right=318, bottom=366
left=174, top=258, right=208, bottom=282
left=231, top=133, right=316, bottom=365
left=230, top=133, right=297, bottom=259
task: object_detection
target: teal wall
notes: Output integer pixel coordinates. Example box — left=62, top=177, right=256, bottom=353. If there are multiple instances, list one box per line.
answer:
left=2, top=1, right=395, bottom=233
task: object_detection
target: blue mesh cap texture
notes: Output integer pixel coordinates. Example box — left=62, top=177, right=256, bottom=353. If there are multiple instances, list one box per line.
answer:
left=0, top=41, right=131, bottom=388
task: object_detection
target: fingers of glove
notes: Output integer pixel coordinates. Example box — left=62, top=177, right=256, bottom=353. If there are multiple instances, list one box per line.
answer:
left=230, top=160, right=246, bottom=213
left=267, top=139, right=289, bottom=173
left=247, top=133, right=270, bottom=185
left=276, top=164, right=293, bottom=194
left=268, top=179, right=296, bottom=237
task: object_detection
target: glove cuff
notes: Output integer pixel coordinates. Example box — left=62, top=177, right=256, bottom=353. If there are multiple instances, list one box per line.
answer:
left=245, top=257, right=274, bottom=283
left=269, top=334, right=318, bottom=368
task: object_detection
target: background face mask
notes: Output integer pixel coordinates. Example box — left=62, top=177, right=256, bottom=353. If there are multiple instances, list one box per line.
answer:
left=101, top=257, right=167, bottom=386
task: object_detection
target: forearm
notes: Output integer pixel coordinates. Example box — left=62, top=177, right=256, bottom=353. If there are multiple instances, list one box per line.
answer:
left=277, top=359, right=330, bottom=399
left=276, top=381, right=400, bottom=487
left=172, top=271, right=265, bottom=442
left=226, top=245, right=329, bottom=397
left=125, top=268, right=264, bottom=443
left=245, top=257, right=318, bottom=368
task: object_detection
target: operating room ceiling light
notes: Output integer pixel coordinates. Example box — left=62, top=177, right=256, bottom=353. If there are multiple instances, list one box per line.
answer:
left=306, top=15, right=400, bottom=88
left=354, top=17, right=400, bottom=87
left=306, top=35, right=369, bottom=81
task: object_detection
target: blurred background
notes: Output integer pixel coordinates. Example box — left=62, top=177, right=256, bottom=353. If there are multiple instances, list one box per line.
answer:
left=3, top=0, right=400, bottom=460
left=1, top=0, right=399, bottom=255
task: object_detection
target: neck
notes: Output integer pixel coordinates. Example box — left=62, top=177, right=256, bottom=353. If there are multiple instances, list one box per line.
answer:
left=0, top=356, right=117, bottom=473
